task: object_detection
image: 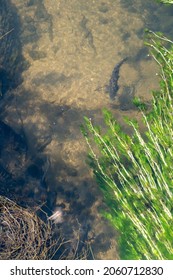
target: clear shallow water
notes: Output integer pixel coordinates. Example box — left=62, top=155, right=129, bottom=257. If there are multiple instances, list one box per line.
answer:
left=3, top=0, right=173, bottom=259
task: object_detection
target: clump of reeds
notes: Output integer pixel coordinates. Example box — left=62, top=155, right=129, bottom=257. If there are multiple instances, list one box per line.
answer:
left=81, top=30, right=173, bottom=259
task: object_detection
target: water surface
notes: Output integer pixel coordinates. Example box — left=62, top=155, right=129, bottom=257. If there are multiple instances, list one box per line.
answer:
left=4, top=0, right=173, bottom=259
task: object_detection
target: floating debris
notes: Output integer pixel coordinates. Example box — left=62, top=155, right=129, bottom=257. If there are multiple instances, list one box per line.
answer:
left=48, top=208, right=63, bottom=224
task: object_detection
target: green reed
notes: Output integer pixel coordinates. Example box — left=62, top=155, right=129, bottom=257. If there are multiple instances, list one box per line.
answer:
left=81, top=30, right=173, bottom=259
left=157, top=0, right=173, bottom=4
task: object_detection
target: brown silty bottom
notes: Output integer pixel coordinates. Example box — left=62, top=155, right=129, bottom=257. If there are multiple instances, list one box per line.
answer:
left=4, top=0, right=161, bottom=259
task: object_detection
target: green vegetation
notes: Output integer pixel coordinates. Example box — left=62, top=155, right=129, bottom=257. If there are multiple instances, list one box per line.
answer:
left=157, top=0, right=173, bottom=4
left=81, top=16, right=173, bottom=259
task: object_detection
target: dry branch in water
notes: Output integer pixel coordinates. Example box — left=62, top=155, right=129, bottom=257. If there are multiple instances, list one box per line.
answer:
left=0, top=195, right=62, bottom=260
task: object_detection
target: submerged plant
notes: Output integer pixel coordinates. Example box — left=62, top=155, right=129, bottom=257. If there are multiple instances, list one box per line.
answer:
left=81, top=31, right=173, bottom=259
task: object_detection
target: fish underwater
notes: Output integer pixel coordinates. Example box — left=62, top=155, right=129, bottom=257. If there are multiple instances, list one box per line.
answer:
left=107, top=57, right=128, bottom=100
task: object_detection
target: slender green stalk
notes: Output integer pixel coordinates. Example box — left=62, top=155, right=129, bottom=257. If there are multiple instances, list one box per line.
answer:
left=81, top=30, right=173, bottom=259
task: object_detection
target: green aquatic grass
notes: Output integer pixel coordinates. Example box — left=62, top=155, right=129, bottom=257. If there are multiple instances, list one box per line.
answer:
left=81, top=30, right=173, bottom=259
left=156, top=0, right=173, bottom=4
